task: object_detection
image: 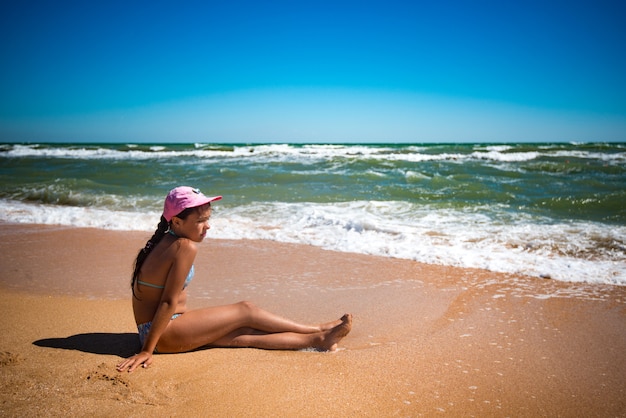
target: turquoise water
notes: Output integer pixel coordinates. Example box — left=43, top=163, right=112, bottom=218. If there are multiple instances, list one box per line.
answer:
left=1, top=142, right=625, bottom=285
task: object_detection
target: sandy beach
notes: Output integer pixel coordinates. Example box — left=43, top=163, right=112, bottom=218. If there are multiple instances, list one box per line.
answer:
left=0, top=223, right=624, bottom=417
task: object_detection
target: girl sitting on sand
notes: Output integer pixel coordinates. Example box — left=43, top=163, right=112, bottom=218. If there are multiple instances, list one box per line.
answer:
left=116, top=186, right=352, bottom=373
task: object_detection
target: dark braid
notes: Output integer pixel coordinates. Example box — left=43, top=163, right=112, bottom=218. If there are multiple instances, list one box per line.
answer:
left=131, top=215, right=169, bottom=296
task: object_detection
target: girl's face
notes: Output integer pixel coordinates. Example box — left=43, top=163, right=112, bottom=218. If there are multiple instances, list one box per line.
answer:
left=172, top=205, right=212, bottom=242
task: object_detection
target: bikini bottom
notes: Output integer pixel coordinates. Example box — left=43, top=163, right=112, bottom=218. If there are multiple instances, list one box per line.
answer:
left=136, top=313, right=182, bottom=353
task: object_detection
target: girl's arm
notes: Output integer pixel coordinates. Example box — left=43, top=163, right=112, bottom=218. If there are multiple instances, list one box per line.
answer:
left=117, top=239, right=197, bottom=372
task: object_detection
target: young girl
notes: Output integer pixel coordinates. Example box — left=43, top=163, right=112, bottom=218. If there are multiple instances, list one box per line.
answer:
left=116, top=186, right=352, bottom=373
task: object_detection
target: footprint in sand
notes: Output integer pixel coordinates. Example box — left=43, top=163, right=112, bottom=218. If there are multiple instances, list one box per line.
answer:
left=0, top=351, right=24, bottom=366
left=84, top=363, right=163, bottom=406
left=85, top=363, right=130, bottom=388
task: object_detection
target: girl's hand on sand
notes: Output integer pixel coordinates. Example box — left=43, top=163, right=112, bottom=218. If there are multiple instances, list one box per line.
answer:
left=116, top=351, right=153, bottom=373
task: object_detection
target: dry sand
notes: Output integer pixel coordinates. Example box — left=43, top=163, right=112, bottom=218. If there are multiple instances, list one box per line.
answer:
left=0, top=223, right=624, bottom=416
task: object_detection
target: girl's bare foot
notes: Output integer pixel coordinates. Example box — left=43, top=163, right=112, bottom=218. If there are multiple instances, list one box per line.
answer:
left=319, top=314, right=351, bottom=331
left=316, top=313, right=352, bottom=351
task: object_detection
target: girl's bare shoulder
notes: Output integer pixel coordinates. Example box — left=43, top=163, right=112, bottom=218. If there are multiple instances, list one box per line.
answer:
left=170, top=237, right=198, bottom=259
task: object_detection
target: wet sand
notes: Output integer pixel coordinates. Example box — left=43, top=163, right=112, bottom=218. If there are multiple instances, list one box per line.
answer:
left=0, top=224, right=625, bottom=416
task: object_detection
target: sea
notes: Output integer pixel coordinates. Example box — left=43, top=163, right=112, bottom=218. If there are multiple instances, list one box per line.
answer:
left=1, top=142, right=625, bottom=286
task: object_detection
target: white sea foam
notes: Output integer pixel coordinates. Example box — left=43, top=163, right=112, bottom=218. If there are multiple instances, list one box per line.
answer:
left=0, top=199, right=158, bottom=231
left=3, top=198, right=623, bottom=286
left=4, top=143, right=624, bottom=165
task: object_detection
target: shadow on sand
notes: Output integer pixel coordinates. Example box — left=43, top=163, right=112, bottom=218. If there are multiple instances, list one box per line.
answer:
left=34, top=333, right=140, bottom=358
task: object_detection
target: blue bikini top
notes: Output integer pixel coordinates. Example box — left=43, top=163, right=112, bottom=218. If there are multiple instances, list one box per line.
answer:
left=136, top=265, right=194, bottom=290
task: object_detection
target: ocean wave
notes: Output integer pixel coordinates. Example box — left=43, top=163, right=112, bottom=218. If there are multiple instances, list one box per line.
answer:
left=2, top=198, right=624, bottom=286
left=220, top=201, right=626, bottom=285
left=0, top=181, right=157, bottom=211
left=0, top=199, right=158, bottom=231
left=4, top=143, right=624, bottom=166
left=0, top=143, right=214, bottom=160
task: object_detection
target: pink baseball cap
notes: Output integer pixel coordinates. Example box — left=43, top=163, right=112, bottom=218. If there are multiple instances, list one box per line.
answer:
left=163, top=186, right=222, bottom=221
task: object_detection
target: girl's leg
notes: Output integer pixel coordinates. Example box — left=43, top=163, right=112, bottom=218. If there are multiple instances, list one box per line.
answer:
left=157, top=300, right=350, bottom=352
left=209, top=314, right=352, bottom=351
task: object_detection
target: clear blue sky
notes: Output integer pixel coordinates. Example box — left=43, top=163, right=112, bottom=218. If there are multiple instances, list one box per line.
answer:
left=1, top=0, right=625, bottom=143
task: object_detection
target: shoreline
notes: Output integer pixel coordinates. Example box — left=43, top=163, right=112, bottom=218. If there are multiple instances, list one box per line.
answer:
left=1, top=222, right=622, bottom=299
left=1, top=223, right=625, bottom=416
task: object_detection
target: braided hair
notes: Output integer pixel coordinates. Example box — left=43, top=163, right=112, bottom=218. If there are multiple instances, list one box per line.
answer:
left=131, top=215, right=169, bottom=297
